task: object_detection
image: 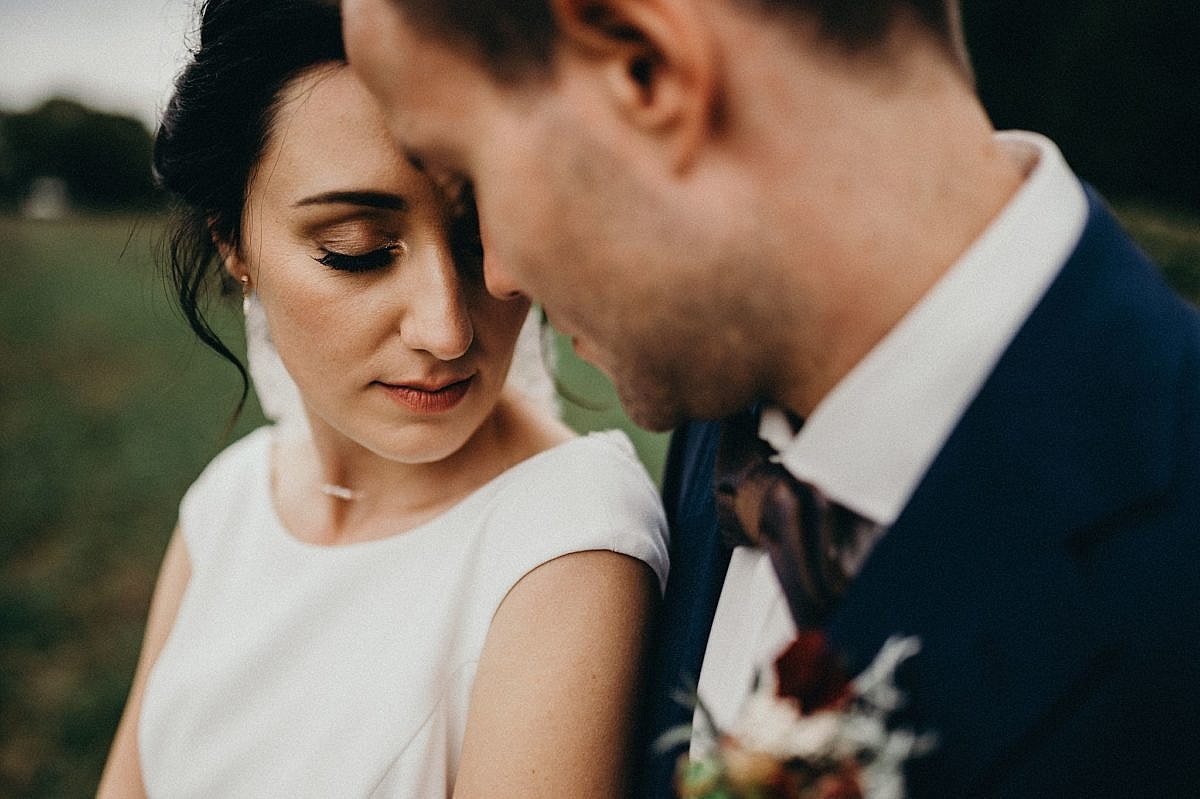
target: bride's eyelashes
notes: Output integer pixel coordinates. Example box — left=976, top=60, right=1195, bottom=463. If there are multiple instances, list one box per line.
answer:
left=314, top=243, right=404, bottom=273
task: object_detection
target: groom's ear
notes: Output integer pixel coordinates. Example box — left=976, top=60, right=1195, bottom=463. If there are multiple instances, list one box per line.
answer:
left=549, top=0, right=716, bottom=173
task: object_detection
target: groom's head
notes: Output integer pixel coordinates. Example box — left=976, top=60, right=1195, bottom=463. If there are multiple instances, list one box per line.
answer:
left=345, top=1, right=970, bottom=82
left=342, top=0, right=979, bottom=429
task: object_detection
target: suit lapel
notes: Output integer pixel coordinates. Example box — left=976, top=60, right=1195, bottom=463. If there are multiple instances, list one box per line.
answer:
left=635, top=418, right=729, bottom=797
left=827, top=191, right=1187, bottom=795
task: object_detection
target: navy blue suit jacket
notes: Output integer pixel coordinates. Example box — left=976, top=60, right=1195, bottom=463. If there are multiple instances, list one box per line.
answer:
left=632, top=189, right=1200, bottom=797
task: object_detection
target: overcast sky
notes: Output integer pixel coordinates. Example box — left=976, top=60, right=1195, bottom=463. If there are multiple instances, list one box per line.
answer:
left=0, top=0, right=195, bottom=130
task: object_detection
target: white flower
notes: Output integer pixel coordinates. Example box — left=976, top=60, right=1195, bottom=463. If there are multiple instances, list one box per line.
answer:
left=729, top=691, right=843, bottom=759
left=852, top=635, right=923, bottom=714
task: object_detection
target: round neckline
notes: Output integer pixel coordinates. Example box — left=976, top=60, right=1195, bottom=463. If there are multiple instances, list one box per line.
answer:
left=255, top=427, right=622, bottom=555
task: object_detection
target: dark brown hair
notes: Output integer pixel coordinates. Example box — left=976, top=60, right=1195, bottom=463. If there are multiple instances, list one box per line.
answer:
left=154, top=0, right=346, bottom=418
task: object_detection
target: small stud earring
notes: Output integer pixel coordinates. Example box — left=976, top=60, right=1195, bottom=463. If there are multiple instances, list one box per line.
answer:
left=240, top=274, right=251, bottom=316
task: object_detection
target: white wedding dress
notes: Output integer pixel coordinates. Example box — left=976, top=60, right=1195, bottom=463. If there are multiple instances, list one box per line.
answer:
left=137, top=302, right=669, bottom=798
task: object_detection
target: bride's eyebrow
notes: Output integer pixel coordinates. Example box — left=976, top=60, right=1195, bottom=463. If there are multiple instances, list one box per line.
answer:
left=293, top=190, right=408, bottom=210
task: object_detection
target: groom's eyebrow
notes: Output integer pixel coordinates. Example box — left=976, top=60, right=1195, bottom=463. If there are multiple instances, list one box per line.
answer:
left=293, top=191, right=408, bottom=210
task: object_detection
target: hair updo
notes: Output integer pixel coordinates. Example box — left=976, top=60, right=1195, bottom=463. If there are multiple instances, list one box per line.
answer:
left=154, top=0, right=345, bottom=412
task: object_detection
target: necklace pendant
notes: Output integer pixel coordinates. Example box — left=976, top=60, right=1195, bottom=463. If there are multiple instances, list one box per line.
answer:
left=320, top=483, right=361, bottom=501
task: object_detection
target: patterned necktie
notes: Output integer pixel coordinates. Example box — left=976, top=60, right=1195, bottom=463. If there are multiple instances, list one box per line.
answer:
left=713, top=407, right=876, bottom=628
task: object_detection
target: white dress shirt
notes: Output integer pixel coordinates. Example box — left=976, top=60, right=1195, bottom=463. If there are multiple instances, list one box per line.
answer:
left=691, top=131, right=1089, bottom=755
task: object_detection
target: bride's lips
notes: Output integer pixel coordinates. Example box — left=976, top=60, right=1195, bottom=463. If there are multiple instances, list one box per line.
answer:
left=378, top=376, right=473, bottom=414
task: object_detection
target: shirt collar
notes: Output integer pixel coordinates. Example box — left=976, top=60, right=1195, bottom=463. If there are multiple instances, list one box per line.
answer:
left=760, top=131, right=1088, bottom=527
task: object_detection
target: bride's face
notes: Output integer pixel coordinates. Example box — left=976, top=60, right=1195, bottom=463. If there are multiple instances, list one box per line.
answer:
left=230, top=64, right=529, bottom=464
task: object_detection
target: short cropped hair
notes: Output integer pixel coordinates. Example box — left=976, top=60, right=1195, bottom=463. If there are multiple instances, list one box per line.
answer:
left=388, top=0, right=968, bottom=81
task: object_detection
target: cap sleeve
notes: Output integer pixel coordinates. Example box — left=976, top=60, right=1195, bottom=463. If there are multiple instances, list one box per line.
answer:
left=477, top=431, right=670, bottom=595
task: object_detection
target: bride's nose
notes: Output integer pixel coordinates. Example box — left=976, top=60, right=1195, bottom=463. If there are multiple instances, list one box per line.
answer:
left=397, top=243, right=473, bottom=360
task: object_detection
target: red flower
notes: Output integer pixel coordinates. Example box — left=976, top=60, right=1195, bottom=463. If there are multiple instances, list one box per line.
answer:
left=811, top=763, right=864, bottom=799
left=773, top=630, right=852, bottom=714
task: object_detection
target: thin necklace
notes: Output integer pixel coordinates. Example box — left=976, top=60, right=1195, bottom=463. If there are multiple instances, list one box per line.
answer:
left=320, top=483, right=364, bottom=501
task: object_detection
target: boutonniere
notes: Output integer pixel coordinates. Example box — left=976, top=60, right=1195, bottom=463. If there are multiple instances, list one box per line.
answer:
left=665, top=632, right=935, bottom=799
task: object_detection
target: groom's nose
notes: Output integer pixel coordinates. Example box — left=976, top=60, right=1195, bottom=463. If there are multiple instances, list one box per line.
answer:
left=483, top=250, right=523, bottom=301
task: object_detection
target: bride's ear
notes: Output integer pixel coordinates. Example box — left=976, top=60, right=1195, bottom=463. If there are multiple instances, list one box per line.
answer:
left=549, top=0, right=717, bottom=173
left=210, top=224, right=247, bottom=284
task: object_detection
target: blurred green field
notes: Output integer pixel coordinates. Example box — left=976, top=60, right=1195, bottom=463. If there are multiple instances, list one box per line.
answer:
left=2, top=203, right=1198, bottom=796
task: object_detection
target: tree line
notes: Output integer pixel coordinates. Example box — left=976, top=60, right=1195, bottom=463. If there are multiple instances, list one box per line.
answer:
left=964, top=0, right=1199, bottom=212
left=0, top=98, right=158, bottom=212
left=0, top=3, right=1196, bottom=214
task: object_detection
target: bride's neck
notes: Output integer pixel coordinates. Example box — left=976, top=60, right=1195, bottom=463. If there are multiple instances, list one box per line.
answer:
left=272, top=394, right=570, bottom=546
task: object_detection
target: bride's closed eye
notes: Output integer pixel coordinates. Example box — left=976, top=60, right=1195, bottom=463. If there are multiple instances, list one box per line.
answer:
left=315, top=243, right=403, bottom=273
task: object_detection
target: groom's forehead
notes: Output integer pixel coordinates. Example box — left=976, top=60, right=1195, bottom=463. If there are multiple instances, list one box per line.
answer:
left=370, top=0, right=559, bottom=84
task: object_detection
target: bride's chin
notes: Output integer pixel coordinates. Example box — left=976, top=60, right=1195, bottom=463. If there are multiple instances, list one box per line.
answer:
left=370, top=422, right=484, bottom=467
